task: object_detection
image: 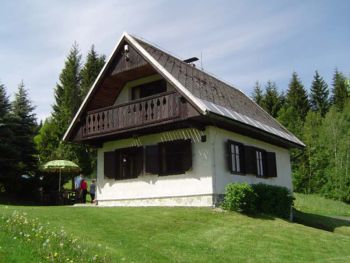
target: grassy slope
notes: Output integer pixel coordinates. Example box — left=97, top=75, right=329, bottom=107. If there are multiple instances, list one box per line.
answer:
left=0, top=205, right=349, bottom=263
left=294, top=193, right=350, bottom=236
left=0, top=230, right=42, bottom=263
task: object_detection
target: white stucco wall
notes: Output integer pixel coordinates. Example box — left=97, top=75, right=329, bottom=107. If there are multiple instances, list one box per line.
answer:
left=96, top=128, right=214, bottom=206
left=207, top=126, right=293, bottom=195
left=96, top=125, right=292, bottom=206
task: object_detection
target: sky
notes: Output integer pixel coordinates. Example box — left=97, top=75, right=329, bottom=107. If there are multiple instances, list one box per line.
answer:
left=0, top=0, right=349, bottom=121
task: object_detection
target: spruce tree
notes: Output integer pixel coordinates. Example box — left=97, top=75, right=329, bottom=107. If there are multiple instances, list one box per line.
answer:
left=78, top=46, right=106, bottom=174
left=11, top=82, right=38, bottom=176
left=53, top=43, right=82, bottom=133
left=262, top=80, right=281, bottom=118
left=331, top=69, right=348, bottom=111
left=251, top=81, right=264, bottom=106
left=278, top=72, right=309, bottom=136
left=0, top=84, right=18, bottom=185
left=80, top=45, right=106, bottom=99
left=310, top=71, right=329, bottom=117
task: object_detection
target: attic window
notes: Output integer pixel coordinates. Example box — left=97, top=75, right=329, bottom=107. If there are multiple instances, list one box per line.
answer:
left=131, top=80, right=167, bottom=100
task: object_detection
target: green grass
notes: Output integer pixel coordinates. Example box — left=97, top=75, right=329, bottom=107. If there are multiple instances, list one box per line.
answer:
left=294, top=193, right=350, bottom=236
left=0, top=229, right=42, bottom=263
left=0, top=194, right=350, bottom=262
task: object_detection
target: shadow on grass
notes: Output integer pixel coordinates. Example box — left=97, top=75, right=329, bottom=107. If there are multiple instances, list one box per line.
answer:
left=0, top=194, right=41, bottom=206
left=293, top=209, right=350, bottom=233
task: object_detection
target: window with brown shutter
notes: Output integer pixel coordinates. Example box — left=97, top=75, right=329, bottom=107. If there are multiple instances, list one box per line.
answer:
left=227, top=140, right=245, bottom=174
left=104, top=151, right=117, bottom=179
left=159, top=139, right=192, bottom=176
left=227, top=140, right=277, bottom=178
left=145, top=145, right=159, bottom=174
left=116, top=147, right=143, bottom=180
left=266, top=152, right=277, bottom=177
left=255, top=149, right=267, bottom=177
left=244, top=146, right=257, bottom=175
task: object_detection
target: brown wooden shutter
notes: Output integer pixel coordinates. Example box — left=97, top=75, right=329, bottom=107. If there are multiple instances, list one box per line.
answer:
left=104, top=151, right=116, bottom=179
left=145, top=145, right=159, bottom=174
left=182, top=139, right=192, bottom=172
left=244, top=146, right=257, bottom=175
left=266, top=152, right=277, bottom=177
left=238, top=144, right=246, bottom=174
left=114, top=149, right=122, bottom=179
left=133, top=147, right=144, bottom=178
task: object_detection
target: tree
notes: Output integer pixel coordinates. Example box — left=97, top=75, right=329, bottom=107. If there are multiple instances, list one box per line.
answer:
left=251, top=81, right=264, bottom=106
left=79, top=46, right=106, bottom=175
left=53, top=43, right=82, bottom=133
left=309, top=71, right=329, bottom=117
left=278, top=72, right=309, bottom=136
left=36, top=43, right=105, bottom=176
left=331, top=69, right=348, bottom=111
left=286, top=72, right=310, bottom=121
left=80, top=45, right=106, bottom=99
left=262, top=81, right=282, bottom=118
left=11, top=82, right=38, bottom=176
left=0, top=83, right=18, bottom=185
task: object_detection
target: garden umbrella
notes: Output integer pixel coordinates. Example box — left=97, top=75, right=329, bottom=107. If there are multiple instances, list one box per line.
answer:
left=42, top=160, right=81, bottom=192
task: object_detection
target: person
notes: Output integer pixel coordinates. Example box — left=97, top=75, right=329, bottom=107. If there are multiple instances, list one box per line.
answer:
left=90, top=179, right=96, bottom=204
left=80, top=179, right=88, bottom=203
left=74, top=174, right=83, bottom=202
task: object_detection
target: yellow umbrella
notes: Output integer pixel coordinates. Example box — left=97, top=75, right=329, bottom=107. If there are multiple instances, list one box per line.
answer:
left=42, top=160, right=81, bottom=192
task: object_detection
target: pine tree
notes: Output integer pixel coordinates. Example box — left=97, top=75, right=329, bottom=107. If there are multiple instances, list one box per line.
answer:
left=331, top=69, right=348, bottom=111
left=53, top=43, right=82, bottom=133
left=80, top=45, right=106, bottom=99
left=278, top=72, right=309, bottom=136
left=251, top=81, right=264, bottom=106
left=286, top=72, right=310, bottom=121
left=310, top=71, right=329, bottom=117
left=78, top=46, right=106, bottom=175
left=0, top=84, right=18, bottom=184
left=262, top=80, right=282, bottom=118
left=11, top=82, right=38, bottom=176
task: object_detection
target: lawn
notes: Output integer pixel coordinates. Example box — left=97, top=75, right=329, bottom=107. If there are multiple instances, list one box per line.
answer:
left=0, top=194, right=349, bottom=263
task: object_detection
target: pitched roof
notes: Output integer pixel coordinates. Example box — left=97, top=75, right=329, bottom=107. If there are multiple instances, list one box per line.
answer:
left=63, top=32, right=304, bottom=147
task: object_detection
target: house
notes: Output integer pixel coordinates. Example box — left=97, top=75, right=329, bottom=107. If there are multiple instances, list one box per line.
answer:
left=63, top=32, right=304, bottom=207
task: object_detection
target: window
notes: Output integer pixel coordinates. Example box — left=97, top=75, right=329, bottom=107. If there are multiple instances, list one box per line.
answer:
left=145, top=140, right=192, bottom=176
left=131, top=79, right=167, bottom=100
left=226, top=140, right=277, bottom=178
left=159, top=140, right=192, bottom=175
left=255, top=149, right=266, bottom=177
left=104, top=147, right=143, bottom=180
left=104, top=140, right=192, bottom=179
left=227, top=140, right=244, bottom=174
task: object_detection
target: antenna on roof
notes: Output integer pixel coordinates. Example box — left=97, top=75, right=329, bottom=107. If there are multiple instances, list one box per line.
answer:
left=183, top=57, right=199, bottom=63
left=200, top=52, right=203, bottom=70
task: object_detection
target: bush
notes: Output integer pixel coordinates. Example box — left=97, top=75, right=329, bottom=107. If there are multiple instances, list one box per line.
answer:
left=252, top=183, right=294, bottom=219
left=222, top=183, right=257, bottom=214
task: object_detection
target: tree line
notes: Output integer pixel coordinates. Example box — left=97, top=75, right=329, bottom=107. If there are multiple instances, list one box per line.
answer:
left=252, top=70, right=350, bottom=202
left=0, top=44, right=105, bottom=194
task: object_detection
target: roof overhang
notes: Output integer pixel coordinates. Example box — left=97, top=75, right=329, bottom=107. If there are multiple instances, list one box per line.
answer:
left=63, top=32, right=208, bottom=142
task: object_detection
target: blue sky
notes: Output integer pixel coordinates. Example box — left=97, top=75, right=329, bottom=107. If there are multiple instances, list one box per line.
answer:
left=0, top=0, right=349, bottom=120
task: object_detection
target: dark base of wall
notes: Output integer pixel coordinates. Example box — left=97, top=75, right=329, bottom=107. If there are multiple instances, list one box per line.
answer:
left=213, top=194, right=225, bottom=207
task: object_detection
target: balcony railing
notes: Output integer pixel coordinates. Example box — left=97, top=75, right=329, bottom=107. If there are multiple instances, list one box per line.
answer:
left=82, top=91, right=184, bottom=138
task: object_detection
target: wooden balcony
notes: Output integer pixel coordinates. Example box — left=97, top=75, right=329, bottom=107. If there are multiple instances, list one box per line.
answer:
left=81, top=91, right=186, bottom=139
